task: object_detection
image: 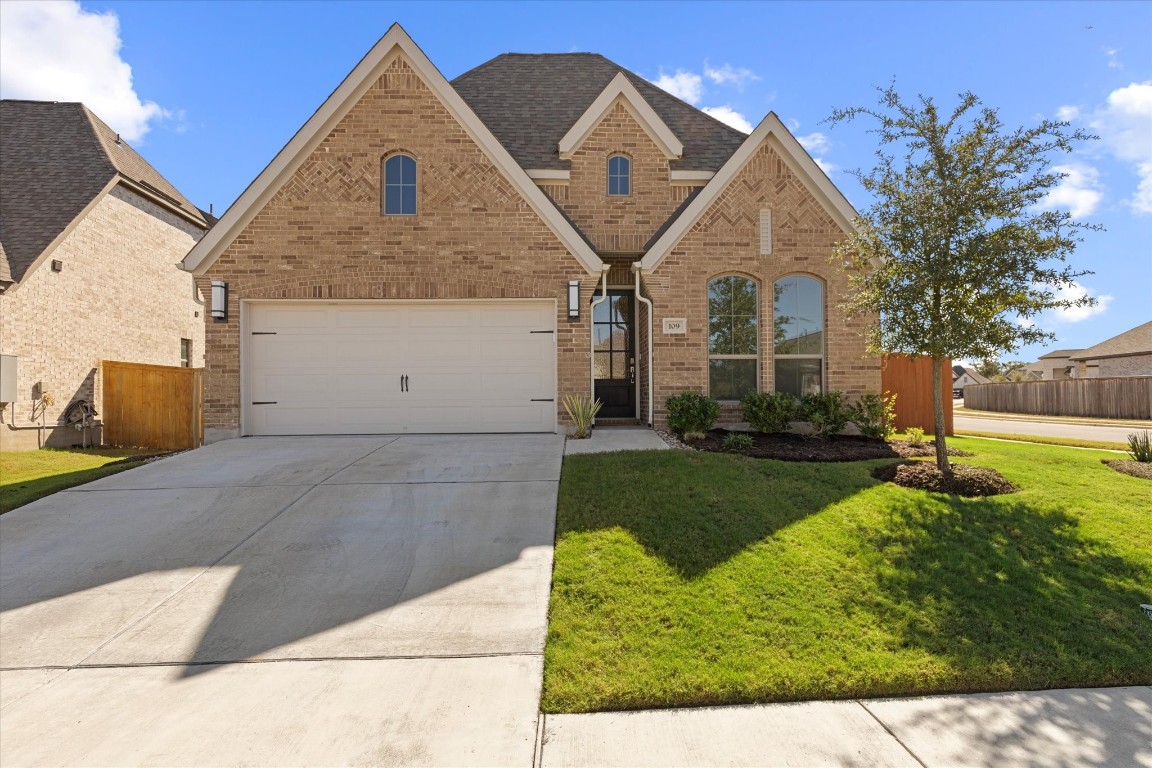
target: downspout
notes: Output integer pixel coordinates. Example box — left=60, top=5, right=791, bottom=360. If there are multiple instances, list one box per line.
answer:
left=589, top=266, right=611, bottom=422
left=632, top=262, right=654, bottom=428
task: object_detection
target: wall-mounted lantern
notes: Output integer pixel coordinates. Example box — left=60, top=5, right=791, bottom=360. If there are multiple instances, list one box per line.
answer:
left=567, top=280, right=580, bottom=319
left=210, top=280, right=228, bottom=321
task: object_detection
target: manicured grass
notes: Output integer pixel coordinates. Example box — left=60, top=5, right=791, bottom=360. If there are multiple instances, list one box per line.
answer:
left=543, top=438, right=1152, bottom=713
left=0, top=448, right=155, bottom=513
left=955, top=430, right=1128, bottom=451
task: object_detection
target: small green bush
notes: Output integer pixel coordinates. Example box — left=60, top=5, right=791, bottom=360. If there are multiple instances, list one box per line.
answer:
left=742, top=391, right=797, bottom=434
left=1127, top=430, right=1152, bottom=462
left=665, top=392, right=719, bottom=436
left=906, top=427, right=925, bottom=446
left=850, top=392, right=897, bottom=440
left=563, top=394, right=602, bottom=439
left=800, top=391, right=851, bottom=438
left=722, top=432, right=754, bottom=451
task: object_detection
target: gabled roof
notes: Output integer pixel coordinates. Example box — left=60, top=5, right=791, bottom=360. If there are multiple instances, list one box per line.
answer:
left=558, top=73, right=682, bottom=160
left=952, top=365, right=990, bottom=384
left=638, top=112, right=859, bottom=271
left=452, top=53, right=746, bottom=171
left=183, top=24, right=603, bottom=276
left=1037, top=348, right=1083, bottom=360
left=0, top=100, right=206, bottom=287
left=1068, top=322, right=1152, bottom=361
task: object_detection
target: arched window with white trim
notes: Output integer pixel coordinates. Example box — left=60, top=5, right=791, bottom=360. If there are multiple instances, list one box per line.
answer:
left=773, top=275, right=824, bottom=396
left=708, top=275, right=758, bottom=400
left=607, top=154, right=631, bottom=196
left=383, top=154, right=417, bottom=215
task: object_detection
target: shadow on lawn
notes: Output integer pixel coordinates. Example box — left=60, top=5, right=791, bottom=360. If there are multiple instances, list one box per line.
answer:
left=560, top=452, right=878, bottom=578
left=866, top=495, right=1152, bottom=689
left=0, top=462, right=146, bottom=514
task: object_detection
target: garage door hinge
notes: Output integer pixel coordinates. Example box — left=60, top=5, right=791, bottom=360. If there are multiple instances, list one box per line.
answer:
left=251, top=331, right=277, bottom=335
left=529, top=330, right=554, bottom=334
left=530, top=398, right=555, bottom=402
left=251, top=401, right=278, bottom=405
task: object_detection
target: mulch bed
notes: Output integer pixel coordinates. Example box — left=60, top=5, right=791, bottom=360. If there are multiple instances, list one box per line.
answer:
left=690, top=429, right=971, bottom=463
left=871, top=461, right=1018, bottom=497
left=1103, top=459, right=1152, bottom=480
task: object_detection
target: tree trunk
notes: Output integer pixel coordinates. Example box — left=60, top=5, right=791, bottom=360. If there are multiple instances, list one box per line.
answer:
left=932, top=356, right=952, bottom=477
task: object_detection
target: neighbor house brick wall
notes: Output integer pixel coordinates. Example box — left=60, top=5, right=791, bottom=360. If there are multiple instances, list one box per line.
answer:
left=1095, top=354, right=1152, bottom=377
left=0, top=185, right=205, bottom=450
left=642, top=142, right=881, bottom=427
left=200, top=55, right=598, bottom=439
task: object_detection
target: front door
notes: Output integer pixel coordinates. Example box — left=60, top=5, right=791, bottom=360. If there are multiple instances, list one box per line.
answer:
left=593, top=290, right=635, bottom=419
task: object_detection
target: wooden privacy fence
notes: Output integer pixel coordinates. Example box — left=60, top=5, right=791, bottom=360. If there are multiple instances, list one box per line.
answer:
left=881, top=354, right=954, bottom=435
left=964, top=377, right=1152, bottom=420
left=102, top=361, right=203, bottom=450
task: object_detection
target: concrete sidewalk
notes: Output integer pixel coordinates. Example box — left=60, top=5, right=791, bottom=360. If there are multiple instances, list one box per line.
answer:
left=564, top=426, right=670, bottom=455
left=540, top=686, right=1152, bottom=768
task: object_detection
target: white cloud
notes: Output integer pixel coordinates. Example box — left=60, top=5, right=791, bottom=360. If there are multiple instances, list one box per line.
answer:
left=1056, top=105, right=1080, bottom=122
left=814, top=157, right=839, bottom=175
left=1105, top=47, right=1122, bottom=69
left=797, top=132, right=830, bottom=154
left=652, top=69, right=703, bottom=105
left=0, top=0, right=168, bottom=141
left=703, top=62, right=759, bottom=89
left=1089, top=81, right=1152, bottom=214
left=1049, top=281, right=1112, bottom=323
left=701, top=106, right=753, bottom=133
left=1039, top=164, right=1103, bottom=218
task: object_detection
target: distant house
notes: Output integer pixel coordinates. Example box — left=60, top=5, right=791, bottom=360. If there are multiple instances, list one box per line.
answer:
left=951, top=365, right=989, bottom=396
left=1068, top=322, right=1152, bottom=378
left=1035, top=348, right=1083, bottom=380
left=0, top=100, right=210, bottom=450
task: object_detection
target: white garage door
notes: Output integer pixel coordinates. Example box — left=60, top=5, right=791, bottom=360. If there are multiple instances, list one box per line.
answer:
left=244, top=301, right=556, bottom=435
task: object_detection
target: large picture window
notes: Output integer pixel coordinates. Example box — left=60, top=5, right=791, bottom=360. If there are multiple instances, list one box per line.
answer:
left=708, top=275, right=758, bottom=400
left=383, top=154, right=417, bottom=215
left=773, top=275, right=824, bottom=396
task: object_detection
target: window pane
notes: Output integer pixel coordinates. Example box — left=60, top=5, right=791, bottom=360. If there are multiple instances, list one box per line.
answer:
left=774, top=276, right=823, bottom=356
left=401, top=185, right=417, bottom=214
left=594, top=352, right=611, bottom=379
left=611, top=323, right=628, bottom=351
left=709, top=359, right=757, bottom=401
left=708, top=276, right=757, bottom=355
left=401, top=156, right=416, bottom=184
left=592, top=297, right=611, bottom=323
left=618, top=175, right=630, bottom=195
left=384, top=186, right=402, bottom=214
left=709, top=316, right=732, bottom=355
left=731, top=314, right=758, bottom=355
left=385, top=156, right=402, bottom=183
left=775, top=358, right=823, bottom=397
left=593, top=325, right=612, bottom=350
left=611, top=353, right=628, bottom=379
left=611, top=294, right=630, bottom=323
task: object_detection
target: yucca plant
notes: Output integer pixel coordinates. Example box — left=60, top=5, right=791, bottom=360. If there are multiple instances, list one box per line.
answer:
left=1127, top=430, right=1152, bottom=462
left=563, top=394, right=602, bottom=439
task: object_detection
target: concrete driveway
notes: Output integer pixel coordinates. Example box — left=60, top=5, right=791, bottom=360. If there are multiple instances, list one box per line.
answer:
left=0, top=434, right=564, bottom=767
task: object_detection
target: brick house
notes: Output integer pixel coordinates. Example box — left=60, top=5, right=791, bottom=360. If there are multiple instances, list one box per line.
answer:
left=183, top=25, right=880, bottom=442
left=0, top=100, right=209, bottom=450
left=1068, top=322, right=1152, bottom=378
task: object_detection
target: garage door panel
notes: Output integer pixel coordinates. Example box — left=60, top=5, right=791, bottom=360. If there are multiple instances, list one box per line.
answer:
left=246, top=302, right=555, bottom=435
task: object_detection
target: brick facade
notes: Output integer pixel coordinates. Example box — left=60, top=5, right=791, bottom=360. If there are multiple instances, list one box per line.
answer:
left=200, top=56, right=598, bottom=440
left=0, top=185, right=205, bottom=449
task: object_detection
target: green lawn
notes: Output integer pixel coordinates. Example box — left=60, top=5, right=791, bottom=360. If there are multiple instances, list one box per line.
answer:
left=543, top=438, right=1152, bottom=713
left=954, top=430, right=1129, bottom=452
left=0, top=448, right=155, bottom=514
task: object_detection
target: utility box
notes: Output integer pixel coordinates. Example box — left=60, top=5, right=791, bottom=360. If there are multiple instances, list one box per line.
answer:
left=0, top=355, right=16, bottom=403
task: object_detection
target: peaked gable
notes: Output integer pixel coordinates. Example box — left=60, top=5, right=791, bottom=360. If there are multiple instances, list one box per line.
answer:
left=639, top=112, right=858, bottom=271
left=558, top=73, right=682, bottom=160
left=183, top=24, right=602, bottom=276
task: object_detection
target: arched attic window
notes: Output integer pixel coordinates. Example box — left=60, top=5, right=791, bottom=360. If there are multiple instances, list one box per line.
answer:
left=383, top=154, right=417, bottom=215
left=607, top=154, right=631, bottom=196
left=773, top=275, right=824, bottom=396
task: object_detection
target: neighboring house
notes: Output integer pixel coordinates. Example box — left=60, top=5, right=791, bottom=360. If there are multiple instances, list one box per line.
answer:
left=1068, top=322, right=1152, bottom=378
left=1035, top=348, right=1083, bottom=380
left=0, top=100, right=210, bottom=450
left=183, top=25, right=880, bottom=441
left=951, top=365, right=989, bottom=396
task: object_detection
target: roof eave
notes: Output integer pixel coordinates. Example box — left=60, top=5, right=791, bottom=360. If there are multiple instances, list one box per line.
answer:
left=557, top=72, right=683, bottom=161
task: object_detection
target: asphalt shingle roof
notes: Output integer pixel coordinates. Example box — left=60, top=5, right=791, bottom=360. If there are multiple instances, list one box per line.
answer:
left=0, top=100, right=205, bottom=286
left=451, top=53, right=748, bottom=172
left=1069, top=322, right=1152, bottom=361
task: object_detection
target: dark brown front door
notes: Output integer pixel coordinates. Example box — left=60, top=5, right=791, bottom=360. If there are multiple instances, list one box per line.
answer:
left=593, top=290, right=635, bottom=419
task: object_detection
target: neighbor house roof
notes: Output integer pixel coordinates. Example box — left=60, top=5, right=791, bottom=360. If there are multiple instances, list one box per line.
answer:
left=1068, top=322, right=1152, bottom=361
left=0, top=100, right=207, bottom=287
left=951, top=365, right=990, bottom=384
left=1036, top=348, right=1084, bottom=360
left=451, top=53, right=747, bottom=172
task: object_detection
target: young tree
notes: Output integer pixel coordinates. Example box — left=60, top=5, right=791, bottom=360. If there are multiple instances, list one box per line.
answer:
left=828, top=87, right=1099, bottom=477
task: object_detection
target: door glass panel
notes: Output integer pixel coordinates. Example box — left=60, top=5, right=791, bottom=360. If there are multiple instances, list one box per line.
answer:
left=594, top=325, right=612, bottom=350
left=611, top=295, right=631, bottom=323
left=611, top=353, right=628, bottom=379
left=594, top=352, right=611, bottom=379
left=592, top=297, right=611, bottom=323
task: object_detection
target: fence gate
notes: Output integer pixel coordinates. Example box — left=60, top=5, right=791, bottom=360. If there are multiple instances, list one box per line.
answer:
left=881, top=354, right=955, bottom=435
left=102, top=361, right=203, bottom=450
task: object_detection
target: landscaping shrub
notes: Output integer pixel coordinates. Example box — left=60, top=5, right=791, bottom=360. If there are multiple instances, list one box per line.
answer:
left=563, top=394, right=602, bottom=439
left=800, top=391, right=851, bottom=437
left=665, top=392, right=719, bottom=436
left=906, top=427, right=925, bottom=446
left=742, top=391, right=797, bottom=434
left=1127, top=430, right=1152, bottom=462
left=850, top=392, right=897, bottom=440
left=722, top=432, right=754, bottom=451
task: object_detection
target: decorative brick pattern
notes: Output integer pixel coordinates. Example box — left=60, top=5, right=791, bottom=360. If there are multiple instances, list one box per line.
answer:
left=0, top=186, right=205, bottom=449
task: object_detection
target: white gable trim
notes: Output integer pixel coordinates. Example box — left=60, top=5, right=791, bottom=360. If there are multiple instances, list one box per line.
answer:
left=639, top=112, right=858, bottom=271
left=183, top=24, right=603, bottom=276
left=558, top=73, right=683, bottom=161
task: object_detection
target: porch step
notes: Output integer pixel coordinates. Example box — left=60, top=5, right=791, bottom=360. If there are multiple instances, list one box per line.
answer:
left=595, top=418, right=642, bottom=427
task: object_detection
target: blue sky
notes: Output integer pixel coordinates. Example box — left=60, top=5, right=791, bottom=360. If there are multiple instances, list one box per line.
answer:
left=2, top=0, right=1149, bottom=363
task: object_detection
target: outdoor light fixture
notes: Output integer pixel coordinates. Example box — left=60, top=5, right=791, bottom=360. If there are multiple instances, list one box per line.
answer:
left=210, top=280, right=228, bottom=321
left=567, top=280, right=580, bottom=319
